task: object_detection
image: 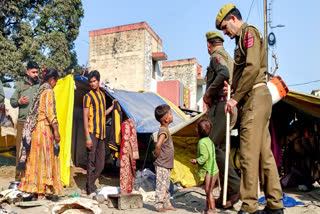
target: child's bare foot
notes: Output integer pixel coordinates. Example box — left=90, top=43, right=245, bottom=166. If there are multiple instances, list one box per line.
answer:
left=156, top=208, right=166, bottom=212
left=165, top=206, right=177, bottom=211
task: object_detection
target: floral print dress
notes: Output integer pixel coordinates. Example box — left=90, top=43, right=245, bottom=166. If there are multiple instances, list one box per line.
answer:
left=19, top=89, right=62, bottom=195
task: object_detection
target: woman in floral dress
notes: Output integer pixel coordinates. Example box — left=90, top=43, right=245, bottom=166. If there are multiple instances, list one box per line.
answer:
left=18, top=68, right=62, bottom=200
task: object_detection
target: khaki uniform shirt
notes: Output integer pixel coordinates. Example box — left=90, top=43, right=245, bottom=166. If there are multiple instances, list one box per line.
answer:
left=205, top=47, right=233, bottom=101
left=10, top=77, right=39, bottom=122
left=233, top=23, right=267, bottom=103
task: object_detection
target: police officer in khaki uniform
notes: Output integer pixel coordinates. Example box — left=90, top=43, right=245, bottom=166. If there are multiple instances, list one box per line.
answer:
left=203, top=31, right=240, bottom=209
left=216, top=4, right=284, bottom=214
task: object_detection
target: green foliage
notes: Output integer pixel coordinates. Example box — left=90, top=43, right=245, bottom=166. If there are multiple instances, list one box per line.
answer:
left=0, top=0, right=84, bottom=81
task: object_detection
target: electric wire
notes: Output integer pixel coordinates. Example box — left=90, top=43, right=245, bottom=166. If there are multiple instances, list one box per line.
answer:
left=287, top=80, right=320, bottom=87
left=246, top=0, right=255, bottom=22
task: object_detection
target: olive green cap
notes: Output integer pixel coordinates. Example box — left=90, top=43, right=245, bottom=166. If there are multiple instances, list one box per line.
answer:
left=206, top=31, right=224, bottom=42
left=216, top=3, right=236, bottom=30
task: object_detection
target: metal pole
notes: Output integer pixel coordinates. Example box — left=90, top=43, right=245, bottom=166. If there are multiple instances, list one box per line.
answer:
left=264, top=0, right=268, bottom=74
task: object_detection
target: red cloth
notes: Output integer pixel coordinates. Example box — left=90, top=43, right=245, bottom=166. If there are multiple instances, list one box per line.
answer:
left=120, top=119, right=139, bottom=193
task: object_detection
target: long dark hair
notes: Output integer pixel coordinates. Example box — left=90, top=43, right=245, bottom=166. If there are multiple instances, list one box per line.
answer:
left=41, top=68, right=59, bottom=84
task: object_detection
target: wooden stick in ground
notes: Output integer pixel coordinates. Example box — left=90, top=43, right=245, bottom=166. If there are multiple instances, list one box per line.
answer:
left=223, top=84, right=231, bottom=206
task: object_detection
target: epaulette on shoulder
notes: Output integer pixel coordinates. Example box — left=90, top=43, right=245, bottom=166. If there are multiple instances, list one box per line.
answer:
left=211, top=49, right=228, bottom=63
left=244, top=25, right=262, bottom=40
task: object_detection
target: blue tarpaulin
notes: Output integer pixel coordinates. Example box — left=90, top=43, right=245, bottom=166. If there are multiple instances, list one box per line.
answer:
left=105, top=89, right=186, bottom=133
left=75, top=75, right=186, bottom=133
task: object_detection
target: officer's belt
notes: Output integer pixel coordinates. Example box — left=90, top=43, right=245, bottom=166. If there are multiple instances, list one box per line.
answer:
left=252, top=82, right=266, bottom=89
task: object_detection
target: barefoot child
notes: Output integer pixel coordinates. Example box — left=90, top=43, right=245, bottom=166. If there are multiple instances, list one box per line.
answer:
left=191, top=119, right=219, bottom=214
left=153, top=104, right=176, bottom=212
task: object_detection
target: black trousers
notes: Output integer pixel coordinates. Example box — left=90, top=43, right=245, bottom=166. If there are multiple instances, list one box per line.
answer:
left=86, top=134, right=106, bottom=194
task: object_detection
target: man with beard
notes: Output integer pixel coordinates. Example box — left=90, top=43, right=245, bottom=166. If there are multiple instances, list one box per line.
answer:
left=10, top=61, right=40, bottom=181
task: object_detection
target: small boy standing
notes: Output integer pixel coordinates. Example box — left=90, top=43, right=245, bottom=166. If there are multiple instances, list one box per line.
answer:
left=153, top=104, right=176, bottom=212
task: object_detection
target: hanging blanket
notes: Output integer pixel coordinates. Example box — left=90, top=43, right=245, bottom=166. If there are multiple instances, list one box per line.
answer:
left=120, top=119, right=139, bottom=193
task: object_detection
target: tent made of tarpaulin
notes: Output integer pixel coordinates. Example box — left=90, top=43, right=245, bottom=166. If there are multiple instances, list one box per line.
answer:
left=104, top=88, right=188, bottom=133
left=282, top=90, right=320, bottom=119
left=152, top=90, right=320, bottom=187
left=72, top=75, right=188, bottom=168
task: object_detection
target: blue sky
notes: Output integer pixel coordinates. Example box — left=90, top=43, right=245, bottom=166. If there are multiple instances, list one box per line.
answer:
left=74, top=0, right=320, bottom=94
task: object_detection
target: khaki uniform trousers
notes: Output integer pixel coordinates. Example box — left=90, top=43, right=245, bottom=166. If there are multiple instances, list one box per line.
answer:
left=239, top=86, right=283, bottom=213
left=208, top=100, right=240, bottom=196
left=15, top=121, right=24, bottom=180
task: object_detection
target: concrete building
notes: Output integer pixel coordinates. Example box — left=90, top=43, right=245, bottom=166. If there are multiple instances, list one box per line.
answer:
left=89, top=22, right=167, bottom=92
left=89, top=22, right=205, bottom=111
left=162, top=58, right=205, bottom=110
left=157, top=80, right=190, bottom=108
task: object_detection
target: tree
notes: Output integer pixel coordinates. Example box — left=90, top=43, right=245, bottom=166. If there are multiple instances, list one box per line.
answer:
left=0, top=0, right=84, bottom=81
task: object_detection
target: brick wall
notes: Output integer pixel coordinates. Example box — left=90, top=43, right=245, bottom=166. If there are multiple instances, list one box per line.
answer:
left=162, top=58, right=202, bottom=110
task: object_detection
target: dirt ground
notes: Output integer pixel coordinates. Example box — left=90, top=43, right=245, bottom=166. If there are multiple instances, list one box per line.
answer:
left=0, top=165, right=319, bottom=214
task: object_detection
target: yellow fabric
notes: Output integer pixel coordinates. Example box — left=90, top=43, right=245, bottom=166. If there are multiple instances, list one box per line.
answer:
left=216, top=3, right=236, bottom=29
left=53, top=74, right=75, bottom=186
left=114, top=107, right=121, bottom=145
left=171, top=136, right=203, bottom=187
left=230, top=147, right=241, bottom=170
left=206, top=31, right=224, bottom=41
